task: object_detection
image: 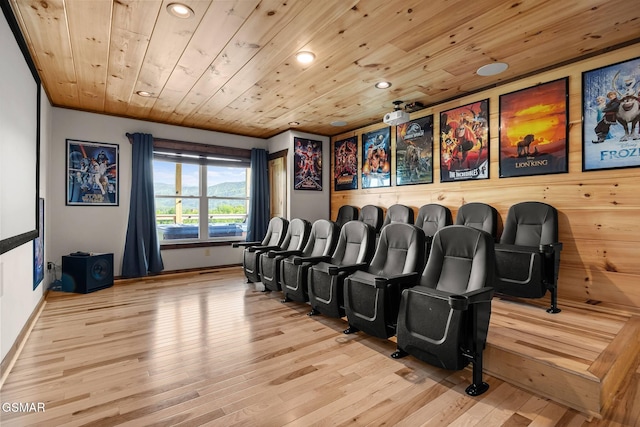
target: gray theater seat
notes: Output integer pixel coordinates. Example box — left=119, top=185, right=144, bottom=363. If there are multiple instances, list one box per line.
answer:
left=343, top=222, right=426, bottom=339
left=392, top=225, right=496, bottom=396
left=307, top=220, right=376, bottom=318
left=260, top=218, right=311, bottom=291
left=232, top=217, right=288, bottom=283
left=493, top=201, right=563, bottom=313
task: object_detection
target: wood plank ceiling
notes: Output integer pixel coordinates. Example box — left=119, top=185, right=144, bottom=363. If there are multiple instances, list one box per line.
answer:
left=8, top=0, right=640, bottom=139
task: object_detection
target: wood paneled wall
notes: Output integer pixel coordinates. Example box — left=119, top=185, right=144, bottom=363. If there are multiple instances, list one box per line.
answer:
left=330, top=44, right=640, bottom=310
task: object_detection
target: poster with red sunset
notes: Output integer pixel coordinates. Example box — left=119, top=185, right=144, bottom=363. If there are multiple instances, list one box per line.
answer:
left=499, top=78, right=569, bottom=178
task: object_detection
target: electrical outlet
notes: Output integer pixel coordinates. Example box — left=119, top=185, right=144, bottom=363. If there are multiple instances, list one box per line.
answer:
left=47, top=262, right=54, bottom=270
left=204, top=248, right=211, bottom=257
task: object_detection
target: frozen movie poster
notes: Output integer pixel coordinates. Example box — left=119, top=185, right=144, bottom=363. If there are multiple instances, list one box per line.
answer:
left=66, top=139, right=119, bottom=206
left=294, top=137, right=322, bottom=190
left=440, top=99, right=489, bottom=182
left=499, top=78, right=568, bottom=178
left=362, top=127, right=391, bottom=188
left=582, top=56, right=640, bottom=171
left=396, top=115, right=433, bottom=186
left=334, top=136, right=358, bottom=190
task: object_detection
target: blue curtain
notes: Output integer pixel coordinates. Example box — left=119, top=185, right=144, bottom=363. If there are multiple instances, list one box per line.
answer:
left=122, top=133, right=164, bottom=277
left=246, top=148, right=270, bottom=242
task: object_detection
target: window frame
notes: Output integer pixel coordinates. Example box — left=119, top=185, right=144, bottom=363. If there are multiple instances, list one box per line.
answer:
left=150, top=138, right=252, bottom=247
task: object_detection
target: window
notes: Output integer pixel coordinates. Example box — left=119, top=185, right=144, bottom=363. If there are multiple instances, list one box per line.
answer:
left=152, top=141, right=251, bottom=243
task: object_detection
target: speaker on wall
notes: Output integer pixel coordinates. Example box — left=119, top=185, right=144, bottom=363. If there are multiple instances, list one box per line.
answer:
left=61, top=253, right=114, bottom=293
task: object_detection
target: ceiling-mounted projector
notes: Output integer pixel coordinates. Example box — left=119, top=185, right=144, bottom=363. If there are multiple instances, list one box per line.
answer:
left=383, top=100, right=410, bottom=125
left=383, top=109, right=410, bottom=125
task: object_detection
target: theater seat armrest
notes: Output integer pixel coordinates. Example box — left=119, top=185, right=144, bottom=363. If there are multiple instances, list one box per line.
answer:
left=249, top=245, right=280, bottom=253
left=540, top=242, right=563, bottom=254
left=293, top=255, right=330, bottom=265
left=232, top=240, right=261, bottom=248
left=268, top=249, right=302, bottom=258
left=449, top=287, right=494, bottom=310
left=461, top=287, right=494, bottom=304
left=328, top=263, right=367, bottom=275
left=374, top=272, right=420, bottom=289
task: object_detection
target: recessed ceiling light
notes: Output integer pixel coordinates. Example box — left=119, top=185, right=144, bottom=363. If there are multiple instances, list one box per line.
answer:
left=375, top=81, right=392, bottom=89
left=136, top=90, right=153, bottom=97
left=167, top=3, right=194, bottom=19
left=295, top=51, right=316, bottom=64
left=476, top=62, right=508, bottom=76
left=331, top=121, right=348, bottom=127
left=288, top=121, right=300, bottom=126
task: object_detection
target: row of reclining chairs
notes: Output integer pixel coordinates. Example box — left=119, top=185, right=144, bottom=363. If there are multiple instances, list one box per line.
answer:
left=240, top=201, right=561, bottom=314
left=238, top=201, right=562, bottom=314
left=234, top=201, right=562, bottom=395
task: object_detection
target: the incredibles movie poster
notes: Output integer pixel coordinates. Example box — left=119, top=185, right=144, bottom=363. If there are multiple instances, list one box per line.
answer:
left=439, top=100, right=489, bottom=182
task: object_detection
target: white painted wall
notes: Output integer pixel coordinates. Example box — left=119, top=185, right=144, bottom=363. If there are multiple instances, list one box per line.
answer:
left=267, top=130, right=330, bottom=222
left=48, top=108, right=268, bottom=276
left=1, top=87, right=52, bottom=361
left=1, top=84, right=329, bottom=364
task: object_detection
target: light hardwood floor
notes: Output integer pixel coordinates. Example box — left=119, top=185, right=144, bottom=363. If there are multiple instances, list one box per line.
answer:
left=1, top=267, right=638, bottom=426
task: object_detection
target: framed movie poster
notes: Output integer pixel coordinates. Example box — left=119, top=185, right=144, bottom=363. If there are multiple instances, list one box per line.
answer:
left=440, top=99, right=489, bottom=182
left=499, top=78, right=569, bottom=178
left=294, top=137, right=322, bottom=190
left=33, top=197, right=44, bottom=289
left=582, top=56, right=640, bottom=171
left=362, top=127, right=391, bottom=188
left=334, top=136, right=358, bottom=190
left=396, top=115, right=434, bottom=186
left=66, top=139, right=119, bottom=206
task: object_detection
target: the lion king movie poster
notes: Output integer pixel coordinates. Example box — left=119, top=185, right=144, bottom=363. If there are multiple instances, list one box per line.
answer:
left=499, top=78, right=568, bottom=177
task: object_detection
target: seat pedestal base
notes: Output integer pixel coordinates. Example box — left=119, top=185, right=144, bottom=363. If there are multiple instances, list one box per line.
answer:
left=390, top=349, right=408, bottom=359
left=465, top=381, right=489, bottom=396
left=343, top=326, right=359, bottom=334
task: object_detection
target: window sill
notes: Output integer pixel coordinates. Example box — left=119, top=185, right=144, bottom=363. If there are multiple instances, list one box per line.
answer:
left=160, top=240, right=244, bottom=250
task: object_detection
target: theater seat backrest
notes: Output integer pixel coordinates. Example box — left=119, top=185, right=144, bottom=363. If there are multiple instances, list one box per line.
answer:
left=499, top=202, right=558, bottom=246
left=416, top=204, right=452, bottom=238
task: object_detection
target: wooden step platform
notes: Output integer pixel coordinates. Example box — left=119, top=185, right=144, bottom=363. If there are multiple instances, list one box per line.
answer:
left=484, top=296, right=640, bottom=419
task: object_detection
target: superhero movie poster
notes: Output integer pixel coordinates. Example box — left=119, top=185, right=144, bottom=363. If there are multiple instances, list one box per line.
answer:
left=66, top=139, right=119, bottom=206
left=440, top=99, right=489, bottom=182
left=294, top=137, right=322, bottom=191
left=334, top=136, right=358, bottom=191
left=582, top=56, right=640, bottom=171
left=361, top=127, right=391, bottom=189
left=499, top=78, right=568, bottom=178
left=396, top=115, right=433, bottom=186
